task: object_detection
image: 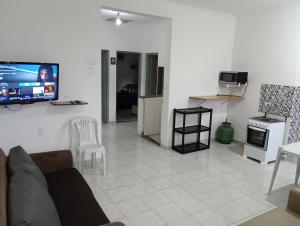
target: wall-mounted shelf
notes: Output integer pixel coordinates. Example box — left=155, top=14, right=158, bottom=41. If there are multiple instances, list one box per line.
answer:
left=172, top=107, right=213, bottom=154
left=50, top=100, right=88, bottom=106
left=190, top=95, right=244, bottom=101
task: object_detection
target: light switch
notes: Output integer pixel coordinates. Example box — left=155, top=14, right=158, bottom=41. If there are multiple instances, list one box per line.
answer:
left=37, top=128, right=44, bottom=136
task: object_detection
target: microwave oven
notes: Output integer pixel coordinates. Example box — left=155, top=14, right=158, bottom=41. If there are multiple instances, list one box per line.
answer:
left=219, top=71, right=248, bottom=85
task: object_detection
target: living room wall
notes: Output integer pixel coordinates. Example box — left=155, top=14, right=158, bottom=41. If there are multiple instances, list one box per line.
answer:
left=228, top=4, right=300, bottom=143
left=0, top=0, right=236, bottom=152
left=0, top=0, right=102, bottom=153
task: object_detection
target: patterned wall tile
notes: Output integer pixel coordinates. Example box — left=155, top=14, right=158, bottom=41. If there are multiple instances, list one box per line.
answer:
left=288, top=87, right=300, bottom=143
left=258, top=84, right=300, bottom=144
left=258, top=84, right=296, bottom=118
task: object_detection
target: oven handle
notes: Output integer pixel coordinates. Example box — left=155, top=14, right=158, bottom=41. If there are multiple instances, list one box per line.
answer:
left=248, top=126, right=267, bottom=132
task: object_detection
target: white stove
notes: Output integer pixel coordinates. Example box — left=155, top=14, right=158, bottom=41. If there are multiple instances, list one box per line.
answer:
left=244, top=116, right=285, bottom=164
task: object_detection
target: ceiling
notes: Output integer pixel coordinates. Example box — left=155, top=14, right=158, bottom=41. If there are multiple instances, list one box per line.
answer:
left=101, top=8, right=166, bottom=24
left=171, top=0, right=300, bottom=14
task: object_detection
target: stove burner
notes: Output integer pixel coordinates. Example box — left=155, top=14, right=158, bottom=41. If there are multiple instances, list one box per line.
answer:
left=250, top=116, right=284, bottom=123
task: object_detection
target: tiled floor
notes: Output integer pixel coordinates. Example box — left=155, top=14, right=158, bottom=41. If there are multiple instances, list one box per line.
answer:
left=83, top=122, right=299, bottom=226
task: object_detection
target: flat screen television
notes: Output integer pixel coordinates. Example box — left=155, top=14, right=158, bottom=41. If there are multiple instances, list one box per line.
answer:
left=0, top=62, right=59, bottom=105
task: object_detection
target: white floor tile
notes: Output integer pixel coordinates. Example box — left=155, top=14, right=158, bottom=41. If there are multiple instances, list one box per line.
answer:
left=161, top=186, right=193, bottom=202
left=234, top=196, right=269, bottom=215
left=168, top=216, right=203, bottom=226
left=175, top=196, right=208, bottom=215
left=128, top=182, right=155, bottom=196
left=119, top=173, right=146, bottom=186
left=109, top=166, right=135, bottom=176
left=116, top=197, right=149, bottom=216
left=107, top=186, right=136, bottom=202
left=140, top=191, right=172, bottom=208
left=215, top=202, right=251, bottom=223
left=196, top=190, right=228, bottom=208
left=97, top=176, right=124, bottom=190
left=193, top=210, right=230, bottom=226
left=182, top=180, right=211, bottom=195
left=128, top=210, right=166, bottom=226
left=148, top=177, right=175, bottom=189
left=215, top=186, right=246, bottom=201
left=155, top=203, right=188, bottom=223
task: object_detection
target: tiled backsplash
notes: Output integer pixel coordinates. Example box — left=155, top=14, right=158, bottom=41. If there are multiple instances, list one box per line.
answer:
left=259, top=84, right=297, bottom=118
left=259, top=84, right=300, bottom=143
left=288, top=87, right=300, bottom=143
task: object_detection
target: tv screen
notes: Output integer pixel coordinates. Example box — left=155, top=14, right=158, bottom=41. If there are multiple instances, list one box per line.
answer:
left=0, top=62, right=59, bottom=105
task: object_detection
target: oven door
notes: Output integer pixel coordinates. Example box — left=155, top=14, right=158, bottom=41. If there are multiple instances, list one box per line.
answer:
left=247, top=126, right=269, bottom=150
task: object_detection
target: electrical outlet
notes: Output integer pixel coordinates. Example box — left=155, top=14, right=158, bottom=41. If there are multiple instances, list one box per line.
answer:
left=37, top=128, right=44, bottom=136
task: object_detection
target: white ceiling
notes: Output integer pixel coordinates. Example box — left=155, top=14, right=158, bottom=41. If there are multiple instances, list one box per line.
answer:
left=101, top=8, right=166, bottom=24
left=171, top=0, right=300, bottom=14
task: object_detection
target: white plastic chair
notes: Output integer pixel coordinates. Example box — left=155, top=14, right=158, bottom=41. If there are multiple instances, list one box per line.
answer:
left=70, top=116, right=106, bottom=175
left=268, top=143, right=300, bottom=194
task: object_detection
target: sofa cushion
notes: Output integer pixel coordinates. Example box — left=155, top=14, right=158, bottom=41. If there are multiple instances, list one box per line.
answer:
left=45, top=168, right=110, bottom=226
left=8, top=146, right=48, bottom=190
left=0, top=149, right=7, bottom=226
left=8, top=172, right=61, bottom=226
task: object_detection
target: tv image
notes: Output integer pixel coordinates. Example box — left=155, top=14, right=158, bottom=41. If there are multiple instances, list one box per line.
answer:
left=0, top=62, right=59, bottom=105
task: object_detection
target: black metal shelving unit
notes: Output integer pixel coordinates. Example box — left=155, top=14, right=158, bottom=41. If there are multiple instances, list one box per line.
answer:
left=172, top=107, right=213, bottom=154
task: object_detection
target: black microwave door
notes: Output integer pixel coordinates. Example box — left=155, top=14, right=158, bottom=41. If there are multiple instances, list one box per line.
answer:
left=221, top=73, right=234, bottom=82
left=247, top=126, right=268, bottom=149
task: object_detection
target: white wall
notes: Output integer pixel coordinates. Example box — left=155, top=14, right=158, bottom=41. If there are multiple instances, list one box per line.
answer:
left=0, top=0, right=102, bottom=153
left=102, top=0, right=236, bottom=147
left=101, top=19, right=171, bottom=122
left=228, top=4, right=300, bottom=142
left=0, top=0, right=237, bottom=153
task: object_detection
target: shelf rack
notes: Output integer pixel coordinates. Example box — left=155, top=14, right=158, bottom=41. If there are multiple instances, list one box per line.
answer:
left=172, top=107, right=213, bottom=154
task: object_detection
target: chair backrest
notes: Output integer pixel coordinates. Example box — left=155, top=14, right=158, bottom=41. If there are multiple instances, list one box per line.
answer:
left=70, top=116, right=100, bottom=148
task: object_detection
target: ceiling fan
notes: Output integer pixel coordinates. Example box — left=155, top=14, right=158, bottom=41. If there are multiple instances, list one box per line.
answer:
left=105, top=12, right=131, bottom=25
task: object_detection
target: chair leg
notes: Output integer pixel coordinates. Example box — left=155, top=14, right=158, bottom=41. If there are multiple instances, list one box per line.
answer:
left=269, top=150, right=282, bottom=194
left=81, top=151, right=85, bottom=174
left=295, top=157, right=300, bottom=185
left=102, top=150, right=106, bottom=176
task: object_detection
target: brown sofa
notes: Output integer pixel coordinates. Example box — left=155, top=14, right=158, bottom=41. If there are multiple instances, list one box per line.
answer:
left=0, top=148, right=124, bottom=226
left=239, top=188, right=300, bottom=226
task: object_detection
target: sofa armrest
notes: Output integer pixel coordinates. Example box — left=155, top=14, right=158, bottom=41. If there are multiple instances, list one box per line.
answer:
left=30, top=150, right=73, bottom=174
left=100, top=222, right=125, bottom=226
left=287, top=188, right=300, bottom=215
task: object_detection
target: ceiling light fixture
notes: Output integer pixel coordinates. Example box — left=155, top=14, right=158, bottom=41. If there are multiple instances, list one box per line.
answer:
left=116, top=12, right=122, bottom=26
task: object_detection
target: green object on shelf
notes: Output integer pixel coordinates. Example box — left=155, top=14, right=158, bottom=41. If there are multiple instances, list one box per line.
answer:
left=216, top=121, right=234, bottom=144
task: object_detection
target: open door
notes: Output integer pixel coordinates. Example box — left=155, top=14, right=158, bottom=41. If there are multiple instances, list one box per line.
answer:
left=116, top=51, right=141, bottom=123
left=101, top=50, right=109, bottom=123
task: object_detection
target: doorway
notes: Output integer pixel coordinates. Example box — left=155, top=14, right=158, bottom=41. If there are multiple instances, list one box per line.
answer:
left=101, top=50, right=109, bottom=124
left=116, top=51, right=141, bottom=123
